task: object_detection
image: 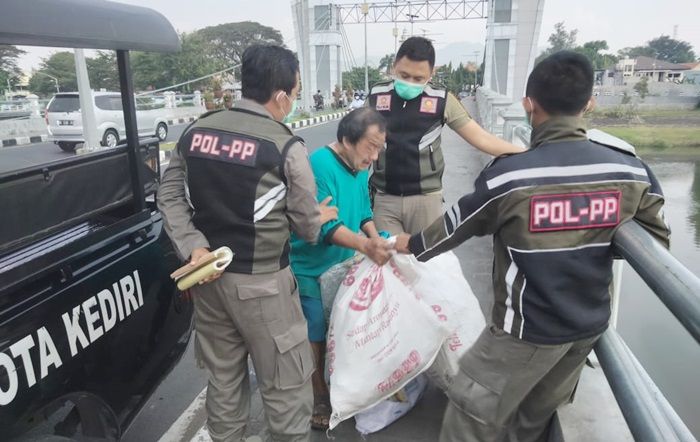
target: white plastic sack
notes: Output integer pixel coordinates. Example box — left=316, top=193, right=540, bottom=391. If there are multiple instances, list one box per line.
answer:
left=327, top=257, right=450, bottom=430
left=354, top=375, right=428, bottom=435
left=397, top=252, right=486, bottom=391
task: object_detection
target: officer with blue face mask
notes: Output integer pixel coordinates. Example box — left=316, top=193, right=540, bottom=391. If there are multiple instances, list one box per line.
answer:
left=368, top=37, right=525, bottom=235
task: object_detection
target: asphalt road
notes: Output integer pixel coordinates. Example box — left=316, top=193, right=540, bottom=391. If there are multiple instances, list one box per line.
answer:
left=0, top=123, right=187, bottom=175
left=0, top=120, right=337, bottom=176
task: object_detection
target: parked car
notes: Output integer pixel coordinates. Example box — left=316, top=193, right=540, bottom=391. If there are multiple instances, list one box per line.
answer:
left=46, top=91, right=169, bottom=152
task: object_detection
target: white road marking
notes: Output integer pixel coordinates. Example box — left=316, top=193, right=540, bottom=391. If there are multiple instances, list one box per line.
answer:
left=157, top=387, right=208, bottom=442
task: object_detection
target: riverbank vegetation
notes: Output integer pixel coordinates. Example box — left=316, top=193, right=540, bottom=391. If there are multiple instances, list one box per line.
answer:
left=587, top=107, right=700, bottom=155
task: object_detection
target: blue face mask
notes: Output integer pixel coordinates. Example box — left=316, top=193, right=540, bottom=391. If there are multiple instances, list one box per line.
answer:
left=284, top=96, right=297, bottom=123
left=278, top=92, right=297, bottom=123
left=523, top=97, right=533, bottom=129
left=394, top=77, right=427, bottom=101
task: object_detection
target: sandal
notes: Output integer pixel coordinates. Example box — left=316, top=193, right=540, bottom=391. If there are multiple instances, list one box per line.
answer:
left=311, top=396, right=331, bottom=431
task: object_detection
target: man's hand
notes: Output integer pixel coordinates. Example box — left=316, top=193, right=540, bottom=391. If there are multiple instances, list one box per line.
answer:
left=361, top=237, right=393, bottom=266
left=189, top=247, right=223, bottom=285
left=319, top=196, right=339, bottom=224
left=393, top=233, right=412, bottom=254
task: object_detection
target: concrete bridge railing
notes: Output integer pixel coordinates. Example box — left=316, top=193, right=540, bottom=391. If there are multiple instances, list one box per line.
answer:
left=475, top=87, right=529, bottom=144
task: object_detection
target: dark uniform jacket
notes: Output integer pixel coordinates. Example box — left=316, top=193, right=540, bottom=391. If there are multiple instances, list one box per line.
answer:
left=368, top=80, right=448, bottom=196
left=408, top=117, right=670, bottom=344
left=158, top=100, right=322, bottom=275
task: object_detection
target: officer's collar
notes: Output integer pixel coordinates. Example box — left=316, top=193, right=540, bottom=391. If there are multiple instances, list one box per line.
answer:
left=234, top=98, right=275, bottom=120
left=530, top=116, right=587, bottom=148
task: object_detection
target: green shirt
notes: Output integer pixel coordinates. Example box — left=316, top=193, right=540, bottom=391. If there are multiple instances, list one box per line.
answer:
left=290, top=146, right=373, bottom=292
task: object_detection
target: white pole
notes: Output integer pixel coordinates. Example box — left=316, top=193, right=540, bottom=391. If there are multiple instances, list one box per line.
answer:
left=74, top=48, right=100, bottom=152
left=363, top=3, right=369, bottom=95
left=610, top=260, right=624, bottom=328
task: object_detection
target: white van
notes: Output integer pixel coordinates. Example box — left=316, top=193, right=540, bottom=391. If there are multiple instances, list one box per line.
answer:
left=46, top=91, right=169, bottom=151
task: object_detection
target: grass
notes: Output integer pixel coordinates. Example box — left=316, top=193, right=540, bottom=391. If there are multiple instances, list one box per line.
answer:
left=590, top=107, right=700, bottom=119
left=597, top=126, right=700, bottom=153
left=288, top=107, right=347, bottom=123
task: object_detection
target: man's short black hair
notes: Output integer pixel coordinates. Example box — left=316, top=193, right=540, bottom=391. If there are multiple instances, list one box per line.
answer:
left=337, top=108, right=386, bottom=145
left=525, top=51, right=594, bottom=115
left=241, top=45, right=299, bottom=104
left=395, top=36, right=436, bottom=69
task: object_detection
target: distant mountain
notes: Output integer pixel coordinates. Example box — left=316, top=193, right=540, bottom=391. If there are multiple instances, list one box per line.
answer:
left=434, top=41, right=485, bottom=67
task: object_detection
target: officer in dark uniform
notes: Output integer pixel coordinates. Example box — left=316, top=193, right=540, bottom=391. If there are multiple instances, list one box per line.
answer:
left=368, top=37, right=524, bottom=235
left=395, top=51, right=670, bottom=442
left=158, top=45, right=337, bottom=442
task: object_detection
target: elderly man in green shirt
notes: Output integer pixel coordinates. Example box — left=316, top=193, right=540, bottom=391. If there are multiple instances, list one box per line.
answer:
left=290, top=108, right=392, bottom=430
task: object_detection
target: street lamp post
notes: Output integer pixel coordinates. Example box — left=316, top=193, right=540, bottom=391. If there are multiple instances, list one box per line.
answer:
left=35, top=71, right=60, bottom=93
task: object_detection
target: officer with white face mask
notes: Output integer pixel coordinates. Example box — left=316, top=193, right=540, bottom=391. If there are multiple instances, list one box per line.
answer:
left=367, top=37, right=525, bottom=235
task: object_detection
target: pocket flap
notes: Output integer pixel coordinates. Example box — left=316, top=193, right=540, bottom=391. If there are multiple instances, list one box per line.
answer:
left=237, top=279, right=279, bottom=300
left=273, top=322, right=309, bottom=354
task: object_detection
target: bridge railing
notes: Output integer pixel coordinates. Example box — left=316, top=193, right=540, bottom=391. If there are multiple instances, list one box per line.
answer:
left=495, top=91, right=699, bottom=442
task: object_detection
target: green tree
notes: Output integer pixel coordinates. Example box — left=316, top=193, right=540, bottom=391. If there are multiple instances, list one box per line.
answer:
left=196, top=22, right=284, bottom=75
left=378, top=53, right=395, bottom=76
left=537, top=22, right=578, bottom=63
left=342, top=67, right=382, bottom=91
left=29, top=51, right=78, bottom=96
left=132, top=32, right=225, bottom=91
left=0, top=45, right=26, bottom=95
left=87, top=51, right=119, bottom=91
left=575, top=40, right=618, bottom=70
left=634, top=77, right=649, bottom=99
left=619, top=35, right=696, bottom=63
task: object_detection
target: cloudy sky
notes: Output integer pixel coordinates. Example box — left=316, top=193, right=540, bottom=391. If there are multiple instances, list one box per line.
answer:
left=16, top=0, right=700, bottom=72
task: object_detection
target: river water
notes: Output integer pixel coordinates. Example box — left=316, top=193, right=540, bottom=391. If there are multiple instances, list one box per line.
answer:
left=617, top=158, right=700, bottom=437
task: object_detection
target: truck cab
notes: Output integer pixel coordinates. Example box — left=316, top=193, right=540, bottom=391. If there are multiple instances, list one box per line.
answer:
left=0, top=1, right=193, bottom=439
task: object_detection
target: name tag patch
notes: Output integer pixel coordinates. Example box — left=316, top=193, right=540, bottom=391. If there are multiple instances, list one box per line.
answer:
left=375, top=94, right=391, bottom=111
left=419, top=97, right=438, bottom=114
left=188, top=130, right=259, bottom=167
left=530, top=190, right=621, bottom=232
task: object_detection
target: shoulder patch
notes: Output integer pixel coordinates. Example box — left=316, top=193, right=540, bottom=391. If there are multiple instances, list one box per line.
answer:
left=530, top=190, right=621, bottom=232
left=588, top=129, right=636, bottom=156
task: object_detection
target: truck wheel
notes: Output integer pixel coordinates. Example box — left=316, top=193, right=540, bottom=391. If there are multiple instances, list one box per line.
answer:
left=156, top=122, right=168, bottom=141
left=57, top=142, right=77, bottom=152
left=102, top=129, right=119, bottom=148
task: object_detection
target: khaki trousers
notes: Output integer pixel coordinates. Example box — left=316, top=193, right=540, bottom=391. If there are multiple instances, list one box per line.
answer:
left=373, top=191, right=444, bottom=235
left=439, top=325, right=601, bottom=442
left=191, top=267, right=313, bottom=442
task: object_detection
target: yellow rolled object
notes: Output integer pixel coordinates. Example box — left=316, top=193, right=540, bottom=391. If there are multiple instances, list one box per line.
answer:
left=175, top=246, right=234, bottom=291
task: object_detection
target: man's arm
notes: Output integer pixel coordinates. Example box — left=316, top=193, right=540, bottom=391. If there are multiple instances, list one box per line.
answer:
left=157, top=147, right=210, bottom=261
left=284, top=142, right=337, bottom=244
left=394, top=172, right=502, bottom=259
left=330, top=226, right=391, bottom=265
left=444, top=93, right=524, bottom=156
left=361, top=221, right=380, bottom=239
left=634, top=163, right=671, bottom=248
